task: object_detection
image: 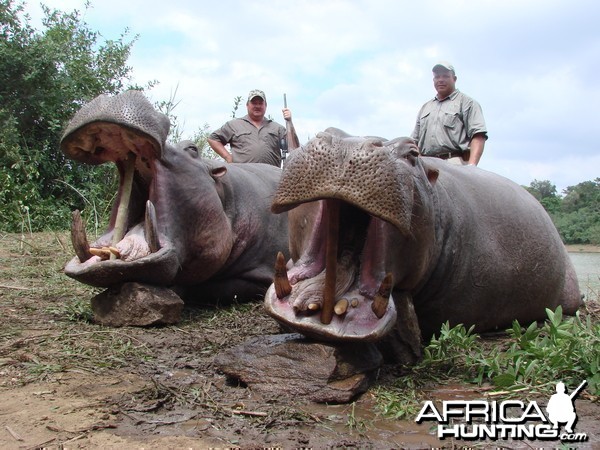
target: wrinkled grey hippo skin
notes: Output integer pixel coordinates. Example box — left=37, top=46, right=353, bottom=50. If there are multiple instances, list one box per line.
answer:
left=264, top=128, right=582, bottom=342
left=61, top=90, right=289, bottom=302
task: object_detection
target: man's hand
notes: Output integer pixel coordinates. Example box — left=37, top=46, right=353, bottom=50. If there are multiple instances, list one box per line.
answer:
left=282, top=108, right=292, bottom=121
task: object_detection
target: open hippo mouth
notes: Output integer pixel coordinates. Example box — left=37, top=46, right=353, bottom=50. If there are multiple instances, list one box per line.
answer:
left=60, top=91, right=178, bottom=287
left=264, top=131, right=418, bottom=342
left=265, top=199, right=398, bottom=342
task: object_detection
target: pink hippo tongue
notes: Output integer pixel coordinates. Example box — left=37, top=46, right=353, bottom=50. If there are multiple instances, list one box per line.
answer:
left=266, top=198, right=397, bottom=342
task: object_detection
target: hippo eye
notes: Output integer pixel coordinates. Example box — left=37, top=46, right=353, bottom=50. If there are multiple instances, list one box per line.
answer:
left=184, top=145, right=199, bottom=158
left=405, top=148, right=420, bottom=166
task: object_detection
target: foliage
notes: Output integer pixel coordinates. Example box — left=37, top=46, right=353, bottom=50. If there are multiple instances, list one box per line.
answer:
left=426, top=307, right=598, bottom=394
left=376, top=306, right=600, bottom=418
left=526, top=178, right=600, bottom=244
left=525, top=179, right=557, bottom=201
left=231, top=95, right=243, bottom=118
left=0, top=0, right=144, bottom=232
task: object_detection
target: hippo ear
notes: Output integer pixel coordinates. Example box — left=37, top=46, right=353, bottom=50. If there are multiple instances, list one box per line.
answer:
left=211, top=166, right=227, bottom=179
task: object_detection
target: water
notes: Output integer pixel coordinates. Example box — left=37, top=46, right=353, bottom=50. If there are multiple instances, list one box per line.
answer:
left=568, top=252, right=600, bottom=301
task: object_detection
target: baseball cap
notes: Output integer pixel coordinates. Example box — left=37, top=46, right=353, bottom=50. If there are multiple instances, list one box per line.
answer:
left=247, top=89, right=266, bottom=102
left=432, top=62, right=456, bottom=73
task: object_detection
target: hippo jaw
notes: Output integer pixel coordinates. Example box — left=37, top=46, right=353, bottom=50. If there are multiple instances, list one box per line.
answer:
left=264, top=199, right=398, bottom=342
left=61, top=91, right=179, bottom=287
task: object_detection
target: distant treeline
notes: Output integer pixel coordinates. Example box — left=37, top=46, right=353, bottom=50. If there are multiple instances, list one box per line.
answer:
left=524, top=179, right=600, bottom=245
left=1, top=1, right=598, bottom=244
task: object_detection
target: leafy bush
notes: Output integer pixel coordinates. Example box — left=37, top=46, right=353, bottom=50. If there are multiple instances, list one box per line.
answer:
left=376, top=306, right=599, bottom=418
left=0, top=0, right=140, bottom=232
left=526, top=178, right=600, bottom=245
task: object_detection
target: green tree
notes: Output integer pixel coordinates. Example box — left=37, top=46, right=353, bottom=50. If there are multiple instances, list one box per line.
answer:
left=0, top=0, right=146, bottom=232
left=526, top=179, right=557, bottom=200
left=556, top=179, right=600, bottom=245
left=525, top=179, right=560, bottom=215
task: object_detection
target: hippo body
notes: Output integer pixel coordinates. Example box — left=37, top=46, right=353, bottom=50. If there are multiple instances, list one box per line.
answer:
left=264, top=129, right=581, bottom=343
left=62, top=91, right=288, bottom=302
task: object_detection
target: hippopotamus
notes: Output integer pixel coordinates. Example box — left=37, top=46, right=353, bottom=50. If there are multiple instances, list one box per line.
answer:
left=61, top=90, right=288, bottom=301
left=264, top=128, right=582, bottom=345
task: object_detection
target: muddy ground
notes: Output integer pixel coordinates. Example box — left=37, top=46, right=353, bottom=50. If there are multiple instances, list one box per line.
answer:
left=1, top=232, right=598, bottom=449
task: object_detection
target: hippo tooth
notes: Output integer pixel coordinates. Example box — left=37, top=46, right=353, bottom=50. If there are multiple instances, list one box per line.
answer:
left=89, top=247, right=111, bottom=260
left=372, top=273, right=393, bottom=319
left=274, top=251, right=292, bottom=299
left=144, top=200, right=160, bottom=253
left=308, top=302, right=320, bottom=311
left=350, top=298, right=359, bottom=308
left=108, top=246, right=121, bottom=258
left=334, top=298, right=349, bottom=315
left=70, top=209, right=92, bottom=262
left=322, top=199, right=340, bottom=325
left=111, top=153, right=136, bottom=259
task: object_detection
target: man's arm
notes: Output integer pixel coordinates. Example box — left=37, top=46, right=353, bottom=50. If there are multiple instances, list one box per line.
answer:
left=282, top=108, right=300, bottom=150
left=207, top=138, right=233, bottom=163
left=467, top=133, right=486, bottom=166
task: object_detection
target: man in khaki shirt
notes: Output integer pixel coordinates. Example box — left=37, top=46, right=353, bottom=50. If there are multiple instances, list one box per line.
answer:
left=208, top=89, right=298, bottom=167
left=411, top=62, right=488, bottom=166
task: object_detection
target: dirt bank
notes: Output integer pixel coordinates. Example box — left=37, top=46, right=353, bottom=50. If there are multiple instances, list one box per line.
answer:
left=566, top=244, right=600, bottom=253
left=1, top=232, right=598, bottom=449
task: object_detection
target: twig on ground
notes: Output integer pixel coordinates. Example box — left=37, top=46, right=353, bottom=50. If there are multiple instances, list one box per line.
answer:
left=5, top=425, right=23, bottom=441
left=0, top=284, right=31, bottom=290
left=228, top=409, right=268, bottom=417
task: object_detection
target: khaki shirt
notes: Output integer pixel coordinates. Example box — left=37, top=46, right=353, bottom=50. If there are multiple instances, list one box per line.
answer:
left=209, top=115, right=286, bottom=167
left=411, top=90, right=487, bottom=156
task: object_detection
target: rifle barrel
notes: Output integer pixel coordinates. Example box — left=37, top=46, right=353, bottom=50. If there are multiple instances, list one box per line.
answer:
left=569, top=380, right=587, bottom=399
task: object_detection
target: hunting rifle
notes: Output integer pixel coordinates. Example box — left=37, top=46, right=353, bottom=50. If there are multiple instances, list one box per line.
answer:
left=282, top=94, right=300, bottom=166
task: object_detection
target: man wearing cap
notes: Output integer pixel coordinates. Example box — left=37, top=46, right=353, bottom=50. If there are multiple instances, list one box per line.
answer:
left=411, top=62, right=487, bottom=166
left=208, top=89, right=297, bottom=167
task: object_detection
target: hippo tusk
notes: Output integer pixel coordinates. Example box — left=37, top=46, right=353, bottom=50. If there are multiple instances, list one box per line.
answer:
left=111, top=153, right=136, bottom=259
left=321, top=199, right=340, bottom=325
left=372, top=273, right=393, bottom=319
left=274, top=251, right=292, bottom=299
left=334, top=298, right=349, bottom=316
left=71, top=209, right=92, bottom=262
left=144, top=200, right=160, bottom=253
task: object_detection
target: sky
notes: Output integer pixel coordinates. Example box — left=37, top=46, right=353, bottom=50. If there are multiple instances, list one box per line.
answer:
left=24, top=0, right=600, bottom=194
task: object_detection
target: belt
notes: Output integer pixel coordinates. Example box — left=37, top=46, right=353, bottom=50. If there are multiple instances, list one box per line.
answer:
left=434, top=150, right=463, bottom=160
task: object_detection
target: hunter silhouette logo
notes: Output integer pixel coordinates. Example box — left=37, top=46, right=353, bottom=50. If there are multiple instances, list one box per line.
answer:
left=546, top=380, right=586, bottom=433
left=416, top=380, right=588, bottom=442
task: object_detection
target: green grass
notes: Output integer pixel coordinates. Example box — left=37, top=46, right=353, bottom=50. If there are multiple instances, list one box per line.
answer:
left=375, top=305, right=600, bottom=418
